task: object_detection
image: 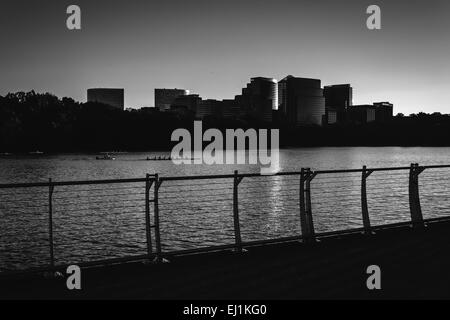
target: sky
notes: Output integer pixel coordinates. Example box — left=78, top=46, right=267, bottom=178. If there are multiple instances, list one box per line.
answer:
left=1, top=0, right=449, bottom=114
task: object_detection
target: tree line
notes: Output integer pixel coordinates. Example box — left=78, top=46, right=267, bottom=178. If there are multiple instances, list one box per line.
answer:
left=1, top=91, right=450, bottom=153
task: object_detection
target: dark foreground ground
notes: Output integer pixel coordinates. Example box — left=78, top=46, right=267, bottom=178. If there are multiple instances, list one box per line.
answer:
left=2, top=219, right=450, bottom=300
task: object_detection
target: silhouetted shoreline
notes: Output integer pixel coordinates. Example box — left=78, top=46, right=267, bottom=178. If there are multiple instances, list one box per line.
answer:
left=2, top=91, right=450, bottom=153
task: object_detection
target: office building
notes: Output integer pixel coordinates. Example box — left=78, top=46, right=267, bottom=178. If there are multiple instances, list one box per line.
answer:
left=170, top=94, right=201, bottom=116
left=196, top=99, right=222, bottom=118
left=324, top=84, right=353, bottom=123
left=327, top=108, right=338, bottom=125
left=347, top=105, right=376, bottom=124
left=278, top=76, right=325, bottom=126
left=155, top=88, right=189, bottom=112
left=238, top=77, right=277, bottom=122
left=221, top=99, right=241, bottom=118
left=87, top=88, right=124, bottom=110
left=373, top=102, right=394, bottom=122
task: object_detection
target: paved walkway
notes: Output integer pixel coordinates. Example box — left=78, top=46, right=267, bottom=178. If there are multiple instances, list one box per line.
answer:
left=2, top=220, right=450, bottom=299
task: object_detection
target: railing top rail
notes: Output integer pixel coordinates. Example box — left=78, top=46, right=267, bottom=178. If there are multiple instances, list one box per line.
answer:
left=1, top=164, right=450, bottom=189
left=0, top=177, right=149, bottom=189
left=314, top=167, right=411, bottom=174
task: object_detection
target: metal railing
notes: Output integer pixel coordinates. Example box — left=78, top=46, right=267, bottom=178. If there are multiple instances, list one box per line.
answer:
left=1, top=163, right=450, bottom=274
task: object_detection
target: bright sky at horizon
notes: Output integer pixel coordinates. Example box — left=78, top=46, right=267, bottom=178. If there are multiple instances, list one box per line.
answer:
left=1, top=0, right=449, bottom=115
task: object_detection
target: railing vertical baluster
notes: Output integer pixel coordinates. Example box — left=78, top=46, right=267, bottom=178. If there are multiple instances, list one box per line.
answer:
left=233, top=170, right=243, bottom=252
left=415, top=164, right=425, bottom=225
left=408, top=163, right=415, bottom=222
left=48, top=178, right=55, bottom=269
left=361, top=165, right=373, bottom=234
left=409, top=163, right=425, bottom=227
left=144, top=174, right=153, bottom=258
left=154, top=174, right=162, bottom=261
left=304, top=168, right=316, bottom=242
left=299, top=168, right=309, bottom=239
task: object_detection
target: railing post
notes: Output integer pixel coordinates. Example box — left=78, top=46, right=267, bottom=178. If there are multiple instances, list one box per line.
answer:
left=299, top=168, right=309, bottom=238
left=304, top=168, right=316, bottom=242
left=154, top=174, right=162, bottom=261
left=233, top=170, right=243, bottom=252
left=144, top=174, right=153, bottom=258
left=409, top=163, right=425, bottom=227
left=48, top=178, right=55, bottom=269
left=361, top=165, right=373, bottom=234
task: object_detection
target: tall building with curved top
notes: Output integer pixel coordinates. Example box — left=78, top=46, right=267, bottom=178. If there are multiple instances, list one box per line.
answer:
left=238, top=77, right=277, bottom=122
left=278, top=76, right=325, bottom=126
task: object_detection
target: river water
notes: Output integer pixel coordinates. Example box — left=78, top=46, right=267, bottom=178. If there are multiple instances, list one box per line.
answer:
left=1, top=147, right=450, bottom=271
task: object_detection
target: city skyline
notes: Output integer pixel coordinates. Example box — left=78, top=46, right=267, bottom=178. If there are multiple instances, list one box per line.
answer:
left=88, top=76, right=392, bottom=126
left=1, top=0, right=449, bottom=114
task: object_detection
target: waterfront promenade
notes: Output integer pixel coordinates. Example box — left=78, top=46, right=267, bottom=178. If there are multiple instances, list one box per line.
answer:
left=2, top=217, right=450, bottom=299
